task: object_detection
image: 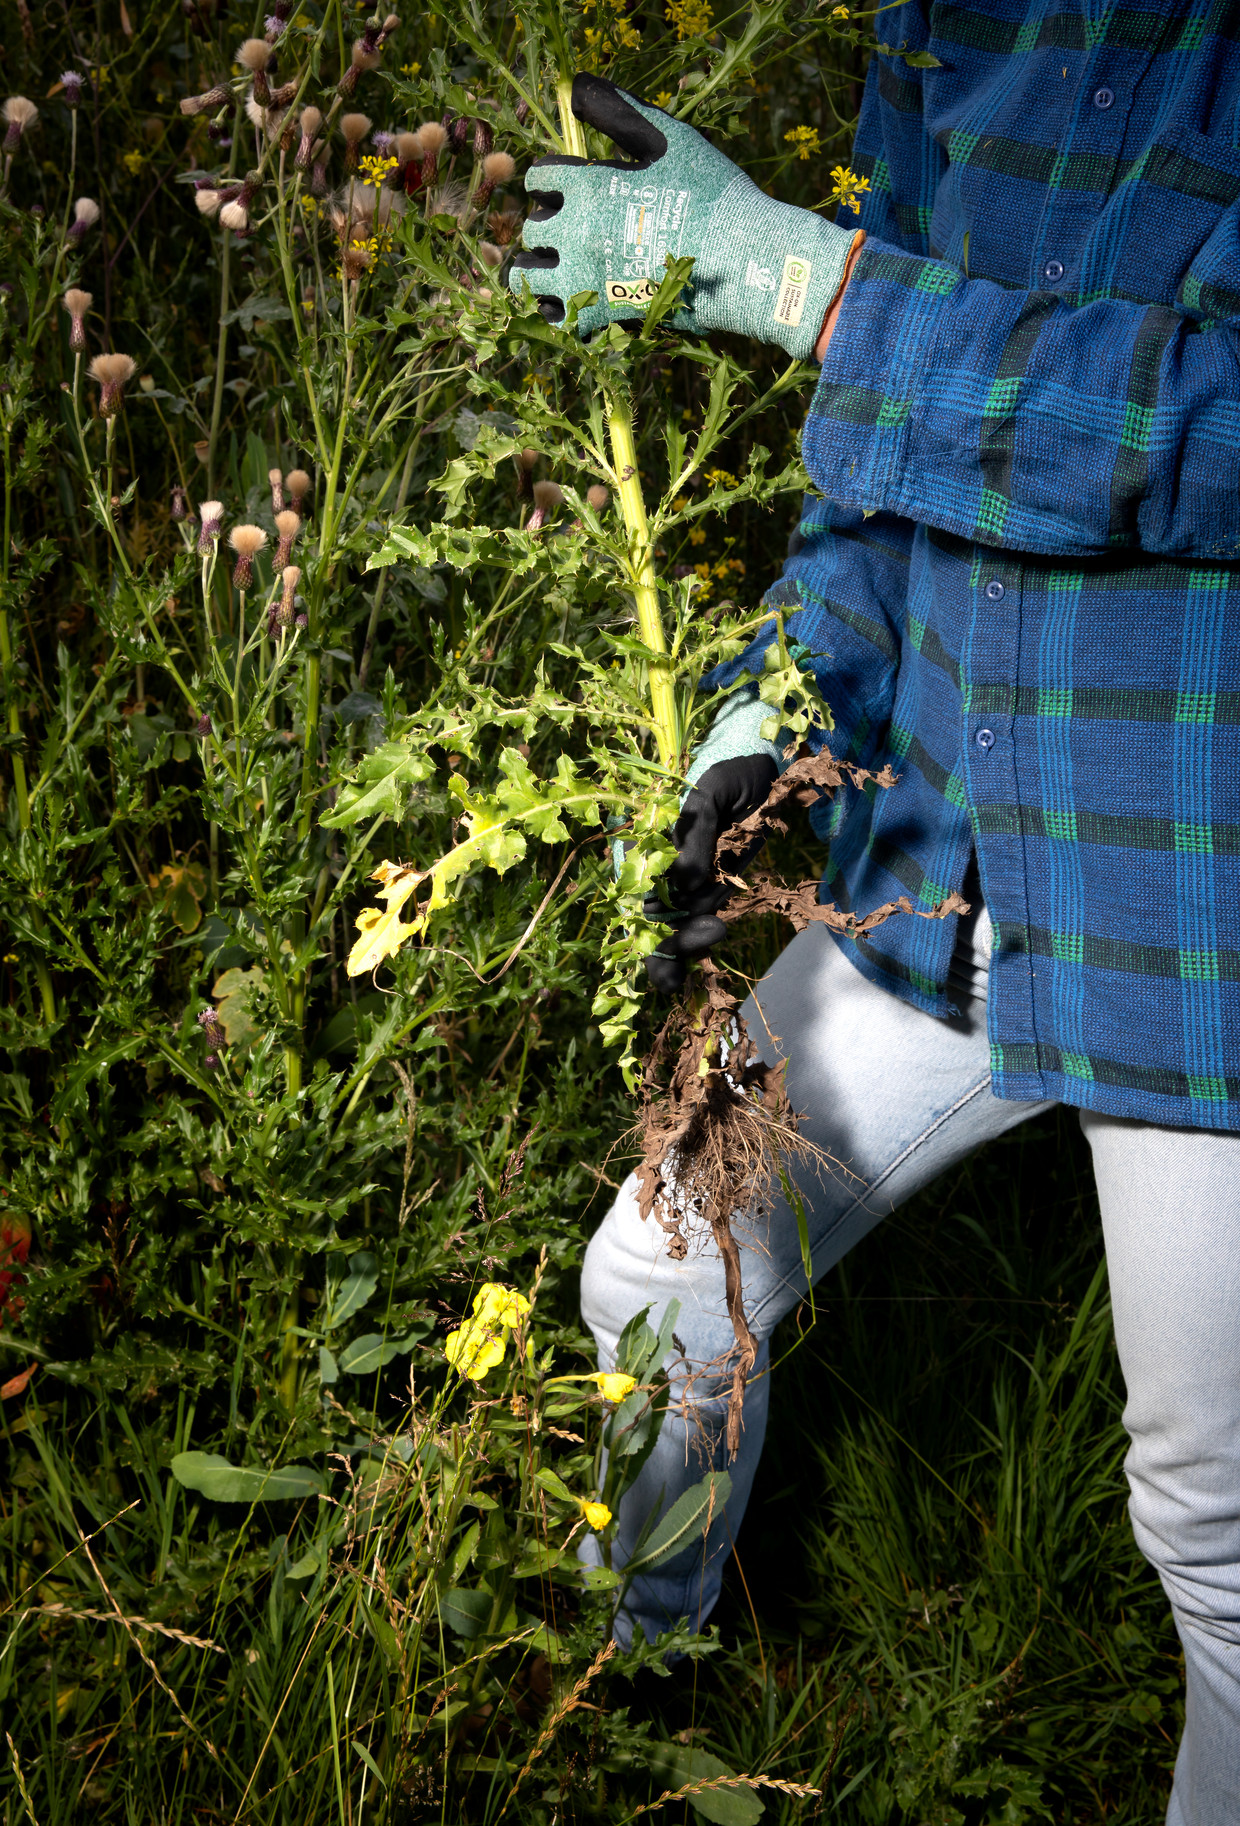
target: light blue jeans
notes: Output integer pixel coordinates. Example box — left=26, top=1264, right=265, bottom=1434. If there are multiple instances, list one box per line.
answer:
left=581, top=909, right=1240, bottom=1824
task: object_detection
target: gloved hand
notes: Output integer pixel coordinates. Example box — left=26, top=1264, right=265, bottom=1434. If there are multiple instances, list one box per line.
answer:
left=645, top=751, right=778, bottom=994
left=510, top=73, right=863, bottom=358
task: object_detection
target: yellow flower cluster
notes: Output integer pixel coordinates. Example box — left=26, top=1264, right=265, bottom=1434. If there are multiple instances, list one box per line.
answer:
left=784, top=125, right=821, bottom=162
left=358, top=153, right=399, bottom=188
left=582, top=0, right=642, bottom=57
left=704, top=467, right=738, bottom=490
left=666, top=0, right=713, bottom=39
left=444, top=1282, right=532, bottom=1381
left=828, top=163, right=871, bottom=214
left=399, top=60, right=421, bottom=78
left=692, top=554, right=746, bottom=603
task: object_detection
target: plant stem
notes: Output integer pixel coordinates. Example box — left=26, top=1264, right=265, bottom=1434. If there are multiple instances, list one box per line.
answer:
left=554, top=84, right=678, bottom=771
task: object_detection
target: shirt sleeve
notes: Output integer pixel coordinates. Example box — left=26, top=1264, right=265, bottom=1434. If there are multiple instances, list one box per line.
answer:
left=806, top=210, right=1240, bottom=561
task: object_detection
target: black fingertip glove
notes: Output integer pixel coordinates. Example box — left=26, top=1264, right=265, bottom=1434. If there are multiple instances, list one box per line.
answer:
left=643, top=754, right=778, bottom=993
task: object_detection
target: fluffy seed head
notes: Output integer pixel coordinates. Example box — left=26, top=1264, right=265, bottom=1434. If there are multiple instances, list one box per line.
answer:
left=477, top=240, right=502, bottom=269
left=352, top=40, right=381, bottom=72
left=3, top=97, right=38, bottom=150
left=486, top=208, right=521, bottom=246
left=68, top=196, right=101, bottom=243
left=482, top=150, right=513, bottom=184
left=88, top=352, right=137, bottom=416
left=532, top=481, right=562, bottom=511
left=299, top=104, right=322, bottom=138
left=341, top=111, right=371, bottom=145
left=274, top=507, right=300, bottom=565
left=195, top=188, right=222, bottom=217
left=285, top=468, right=311, bottom=507
left=236, top=37, right=272, bottom=71
left=417, top=120, right=446, bottom=153
left=197, top=499, right=223, bottom=552
left=395, top=129, right=422, bottom=164
left=229, top=524, right=267, bottom=558
left=586, top=484, right=610, bottom=511
left=63, top=287, right=92, bottom=352
left=219, top=199, right=249, bottom=232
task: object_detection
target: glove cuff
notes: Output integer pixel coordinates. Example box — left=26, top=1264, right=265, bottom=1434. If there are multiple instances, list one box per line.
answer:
left=696, top=181, right=863, bottom=359
left=685, top=686, right=789, bottom=792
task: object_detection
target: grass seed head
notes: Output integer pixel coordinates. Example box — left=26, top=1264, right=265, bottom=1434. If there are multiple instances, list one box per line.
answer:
left=88, top=352, right=137, bottom=416
left=3, top=97, right=38, bottom=153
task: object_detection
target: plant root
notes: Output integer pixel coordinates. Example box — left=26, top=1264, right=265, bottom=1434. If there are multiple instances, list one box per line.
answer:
left=637, top=747, right=971, bottom=1456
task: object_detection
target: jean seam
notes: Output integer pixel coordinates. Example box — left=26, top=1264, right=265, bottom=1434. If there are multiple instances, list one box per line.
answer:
left=747, top=1072, right=996, bottom=1332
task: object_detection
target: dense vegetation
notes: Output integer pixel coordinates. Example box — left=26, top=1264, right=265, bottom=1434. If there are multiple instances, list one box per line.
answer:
left=0, top=1, right=1179, bottom=1819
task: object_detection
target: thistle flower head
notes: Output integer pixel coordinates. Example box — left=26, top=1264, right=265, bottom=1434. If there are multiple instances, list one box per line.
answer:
left=273, top=563, right=300, bottom=631
left=180, top=82, right=232, bottom=117
left=62, top=287, right=92, bottom=353
left=3, top=97, right=38, bottom=153
left=197, top=499, right=223, bottom=552
left=477, top=240, right=502, bottom=270
left=195, top=186, right=223, bottom=217
left=474, top=147, right=514, bottom=209
left=171, top=484, right=190, bottom=521
left=267, top=467, right=284, bottom=513
left=229, top=523, right=267, bottom=588
left=285, top=468, right=311, bottom=510
left=219, top=198, right=249, bottom=233
left=486, top=208, right=522, bottom=247
left=352, top=39, right=382, bottom=73
left=527, top=479, right=563, bottom=533
left=341, top=111, right=371, bottom=146
left=194, top=711, right=212, bottom=736
left=88, top=352, right=137, bottom=417
left=274, top=507, right=300, bottom=565
left=473, top=117, right=493, bottom=159
left=69, top=196, right=100, bottom=244
left=236, top=37, right=273, bottom=71
left=61, top=71, right=85, bottom=108
left=197, top=1006, right=227, bottom=1051
left=245, top=93, right=286, bottom=139
left=586, top=484, right=610, bottom=512
left=417, top=117, right=447, bottom=186
left=237, top=36, right=273, bottom=104
left=295, top=103, right=322, bottom=168
left=395, top=129, right=422, bottom=165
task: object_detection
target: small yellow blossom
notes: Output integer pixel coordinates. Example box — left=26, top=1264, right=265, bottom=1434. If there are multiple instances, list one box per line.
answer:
left=122, top=147, right=147, bottom=175
left=399, top=60, right=422, bottom=77
left=654, top=91, right=674, bottom=108
left=359, top=153, right=399, bottom=187
left=581, top=1499, right=613, bottom=1529
left=688, top=527, right=707, bottom=546
left=784, top=125, right=821, bottom=162
left=445, top=1317, right=507, bottom=1380
left=831, top=4, right=850, bottom=16
left=666, top=0, right=713, bottom=39
left=473, top=1282, right=532, bottom=1329
left=704, top=467, right=738, bottom=490
left=592, top=1371, right=637, bottom=1401
left=828, top=163, right=871, bottom=214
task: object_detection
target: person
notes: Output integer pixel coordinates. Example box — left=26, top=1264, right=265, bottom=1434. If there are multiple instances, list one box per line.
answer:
left=509, top=9, right=1240, bottom=1818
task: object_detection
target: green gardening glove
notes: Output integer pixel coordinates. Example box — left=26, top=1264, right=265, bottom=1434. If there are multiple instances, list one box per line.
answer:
left=510, top=73, right=862, bottom=358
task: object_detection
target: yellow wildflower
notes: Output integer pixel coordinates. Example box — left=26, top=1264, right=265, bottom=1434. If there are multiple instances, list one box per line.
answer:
left=445, top=1317, right=507, bottom=1380
left=581, top=1499, right=613, bottom=1529
left=832, top=4, right=850, bottom=15
left=654, top=91, right=674, bottom=108
left=829, top=163, right=871, bottom=214
left=399, top=60, right=422, bottom=77
left=122, top=148, right=147, bottom=175
left=689, top=527, right=707, bottom=545
left=473, top=1282, right=532, bottom=1329
left=666, top=0, right=713, bottom=39
left=592, top=1371, right=637, bottom=1401
left=784, top=125, right=821, bottom=162
left=704, top=467, right=738, bottom=490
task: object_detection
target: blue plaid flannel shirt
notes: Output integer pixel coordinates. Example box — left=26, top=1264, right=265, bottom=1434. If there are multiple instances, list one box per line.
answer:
left=717, top=0, right=1240, bottom=1130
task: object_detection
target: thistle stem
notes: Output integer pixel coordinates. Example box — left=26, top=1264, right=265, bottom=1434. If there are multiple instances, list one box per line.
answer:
left=554, top=83, right=677, bottom=771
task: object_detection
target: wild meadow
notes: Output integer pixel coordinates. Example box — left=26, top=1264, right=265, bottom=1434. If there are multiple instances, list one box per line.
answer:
left=0, top=0, right=1180, bottom=1819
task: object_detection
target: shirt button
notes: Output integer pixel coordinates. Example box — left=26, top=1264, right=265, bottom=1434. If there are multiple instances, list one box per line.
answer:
left=1093, top=86, right=1114, bottom=109
left=985, top=578, right=1005, bottom=601
left=975, top=727, right=996, bottom=752
left=1043, top=258, right=1064, bottom=283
